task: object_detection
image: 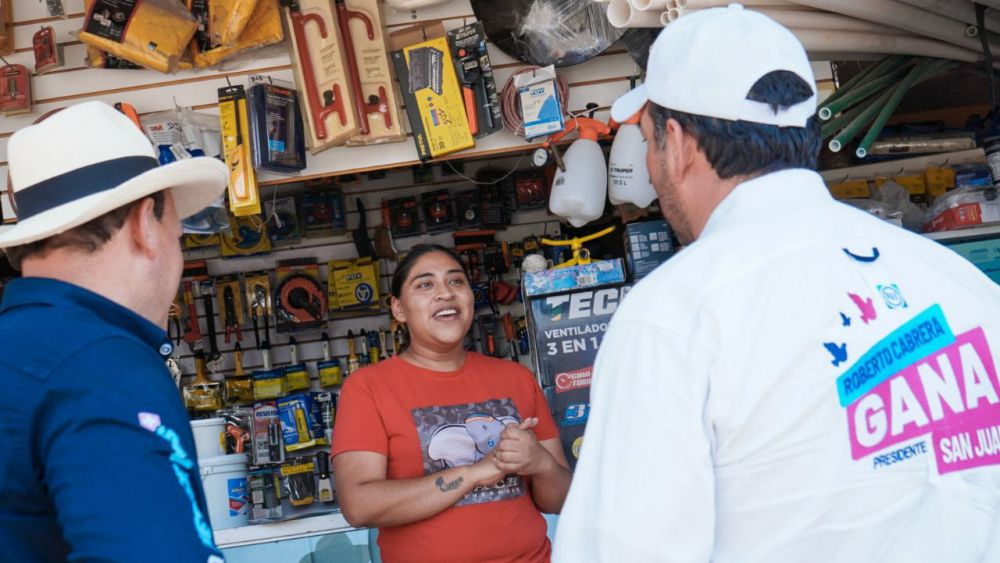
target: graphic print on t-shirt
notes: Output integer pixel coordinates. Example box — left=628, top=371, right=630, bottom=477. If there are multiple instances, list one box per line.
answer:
left=412, top=398, right=526, bottom=506
left=833, top=289, right=1000, bottom=474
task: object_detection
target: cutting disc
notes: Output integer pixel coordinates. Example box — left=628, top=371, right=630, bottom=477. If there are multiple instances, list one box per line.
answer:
left=471, top=0, right=625, bottom=67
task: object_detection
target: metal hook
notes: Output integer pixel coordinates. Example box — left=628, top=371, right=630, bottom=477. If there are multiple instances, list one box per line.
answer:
left=225, top=75, right=233, bottom=87
left=841, top=174, right=851, bottom=183
left=896, top=166, right=905, bottom=175
left=0, top=54, right=10, bottom=67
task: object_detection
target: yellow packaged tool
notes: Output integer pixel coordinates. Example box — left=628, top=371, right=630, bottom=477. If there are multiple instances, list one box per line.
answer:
left=392, top=35, right=474, bottom=160
left=189, top=0, right=283, bottom=68
left=280, top=458, right=317, bottom=506
left=219, top=213, right=272, bottom=258
left=183, top=233, right=220, bottom=250
left=78, top=0, right=198, bottom=73
left=328, top=258, right=380, bottom=312
left=338, top=0, right=406, bottom=146
left=208, top=0, right=257, bottom=47
left=827, top=179, right=869, bottom=200
left=284, top=0, right=359, bottom=152
left=896, top=174, right=927, bottom=195
left=244, top=271, right=272, bottom=351
left=218, top=84, right=261, bottom=217
left=225, top=343, right=254, bottom=403
left=925, top=167, right=956, bottom=197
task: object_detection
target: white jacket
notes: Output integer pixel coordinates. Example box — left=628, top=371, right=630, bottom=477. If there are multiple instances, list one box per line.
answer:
left=554, top=169, right=1000, bottom=563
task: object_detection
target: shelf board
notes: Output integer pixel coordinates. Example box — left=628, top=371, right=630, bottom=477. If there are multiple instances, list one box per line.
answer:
left=923, top=222, right=1000, bottom=241
left=214, top=511, right=357, bottom=549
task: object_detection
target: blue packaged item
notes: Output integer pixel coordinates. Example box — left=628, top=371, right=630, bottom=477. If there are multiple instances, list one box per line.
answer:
left=247, top=80, right=307, bottom=174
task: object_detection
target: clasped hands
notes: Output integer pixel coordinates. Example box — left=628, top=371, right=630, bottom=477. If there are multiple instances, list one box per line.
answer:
left=471, top=417, right=553, bottom=486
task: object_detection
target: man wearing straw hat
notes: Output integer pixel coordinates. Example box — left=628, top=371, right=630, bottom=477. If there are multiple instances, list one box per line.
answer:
left=555, top=5, right=1000, bottom=563
left=0, top=101, right=228, bottom=562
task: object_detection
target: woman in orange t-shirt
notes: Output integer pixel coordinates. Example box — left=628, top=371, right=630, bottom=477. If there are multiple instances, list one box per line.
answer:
left=332, top=244, right=571, bottom=563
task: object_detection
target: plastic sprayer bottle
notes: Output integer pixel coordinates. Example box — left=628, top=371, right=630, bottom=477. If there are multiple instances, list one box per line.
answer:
left=547, top=117, right=611, bottom=228
left=608, top=113, right=656, bottom=207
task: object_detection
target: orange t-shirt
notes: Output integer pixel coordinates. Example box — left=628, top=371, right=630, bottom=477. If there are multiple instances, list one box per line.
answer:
left=332, top=352, right=559, bottom=563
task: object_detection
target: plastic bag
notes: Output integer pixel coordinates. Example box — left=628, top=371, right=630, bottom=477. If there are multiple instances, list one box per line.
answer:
left=78, top=0, right=197, bottom=73
left=190, top=0, right=283, bottom=68
left=209, top=0, right=257, bottom=47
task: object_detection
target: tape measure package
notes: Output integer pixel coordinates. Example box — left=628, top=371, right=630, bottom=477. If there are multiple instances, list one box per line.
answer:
left=327, top=258, right=381, bottom=313
left=78, top=0, right=198, bottom=73
left=274, top=260, right=326, bottom=333
left=188, top=0, right=283, bottom=68
left=219, top=212, right=272, bottom=258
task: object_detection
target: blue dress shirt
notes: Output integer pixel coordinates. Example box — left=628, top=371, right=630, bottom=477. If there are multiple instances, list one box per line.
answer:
left=0, top=277, right=221, bottom=562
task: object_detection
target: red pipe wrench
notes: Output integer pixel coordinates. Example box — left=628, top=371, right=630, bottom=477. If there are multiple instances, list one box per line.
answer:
left=289, top=5, right=347, bottom=140
left=335, top=0, right=392, bottom=135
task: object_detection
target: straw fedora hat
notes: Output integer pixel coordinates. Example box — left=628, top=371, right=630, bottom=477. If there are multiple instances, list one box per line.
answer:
left=0, top=101, right=228, bottom=248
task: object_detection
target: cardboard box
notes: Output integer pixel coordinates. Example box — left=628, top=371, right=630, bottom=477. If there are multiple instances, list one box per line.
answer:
left=523, top=259, right=626, bottom=297
left=391, top=35, right=474, bottom=160
left=625, top=220, right=674, bottom=281
left=527, top=284, right=631, bottom=469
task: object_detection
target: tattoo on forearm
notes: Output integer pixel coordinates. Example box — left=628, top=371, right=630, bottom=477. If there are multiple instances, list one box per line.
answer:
left=435, top=476, right=463, bottom=492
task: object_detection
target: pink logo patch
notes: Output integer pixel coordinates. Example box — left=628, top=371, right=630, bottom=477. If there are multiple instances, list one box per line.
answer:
left=137, top=412, right=162, bottom=432
left=846, top=328, right=1000, bottom=474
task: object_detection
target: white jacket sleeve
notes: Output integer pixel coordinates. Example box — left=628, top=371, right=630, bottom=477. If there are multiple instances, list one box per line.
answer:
left=553, top=319, right=716, bottom=563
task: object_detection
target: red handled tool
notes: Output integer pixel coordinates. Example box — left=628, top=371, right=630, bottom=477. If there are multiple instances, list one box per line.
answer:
left=334, top=0, right=391, bottom=135
left=181, top=282, right=203, bottom=350
left=289, top=2, right=347, bottom=139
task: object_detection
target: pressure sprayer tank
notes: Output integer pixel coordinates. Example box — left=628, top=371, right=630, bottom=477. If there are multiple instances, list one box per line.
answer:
left=608, top=114, right=656, bottom=207
left=549, top=117, right=610, bottom=228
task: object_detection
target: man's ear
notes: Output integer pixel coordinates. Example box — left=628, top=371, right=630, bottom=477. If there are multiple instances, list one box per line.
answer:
left=128, top=197, right=159, bottom=259
left=665, top=118, right=695, bottom=181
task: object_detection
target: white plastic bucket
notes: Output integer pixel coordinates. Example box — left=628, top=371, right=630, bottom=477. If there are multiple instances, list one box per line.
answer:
left=199, top=453, right=249, bottom=530
left=191, top=418, right=226, bottom=460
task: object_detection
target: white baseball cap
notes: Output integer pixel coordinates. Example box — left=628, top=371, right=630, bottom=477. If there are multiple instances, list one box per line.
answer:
left=610, top=4, right=816, bottom=127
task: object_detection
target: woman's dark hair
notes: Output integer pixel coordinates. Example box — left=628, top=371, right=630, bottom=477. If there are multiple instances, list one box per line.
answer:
left=390, top=244, right=465, bottom=298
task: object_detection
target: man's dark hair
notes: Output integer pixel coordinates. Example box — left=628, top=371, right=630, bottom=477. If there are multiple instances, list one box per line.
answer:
left=649, top=70, right=821, bottom=179
left=390, top=244, right=465, bottom=298
left=4, top=191, right=166, bottom=271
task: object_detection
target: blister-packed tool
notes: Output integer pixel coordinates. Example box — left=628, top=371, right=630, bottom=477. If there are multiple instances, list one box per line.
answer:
left=337, top=0, right=405, bottom=146
left=284, top=0, right=358, bottom=152
left=0, top=64, right=31, bottom=116
left=33, top=27, right=63, bottom=75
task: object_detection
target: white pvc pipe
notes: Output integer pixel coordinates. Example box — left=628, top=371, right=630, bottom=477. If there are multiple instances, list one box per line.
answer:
left=897, top=0, right=1000, bottom=32
left=608, top=0, right=666, bottom=27
left=785, top=0, right=999, bottom=54
left=631, top=0, right=670, bottom=10
left=683, top=0, right=793, bottom=8
left=752, top=9, right=918, bottom=35
left=789, top=28, right=980, bottom=62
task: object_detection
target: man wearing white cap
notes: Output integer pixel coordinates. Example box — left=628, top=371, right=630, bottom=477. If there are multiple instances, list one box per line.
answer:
left=0, top=102, right=228, bottom=562
left=554, top=5, right=1000, bottom=562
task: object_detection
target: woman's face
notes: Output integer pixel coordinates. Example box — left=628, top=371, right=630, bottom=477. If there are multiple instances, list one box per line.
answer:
left=391, top=251, right=474, bottom=352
